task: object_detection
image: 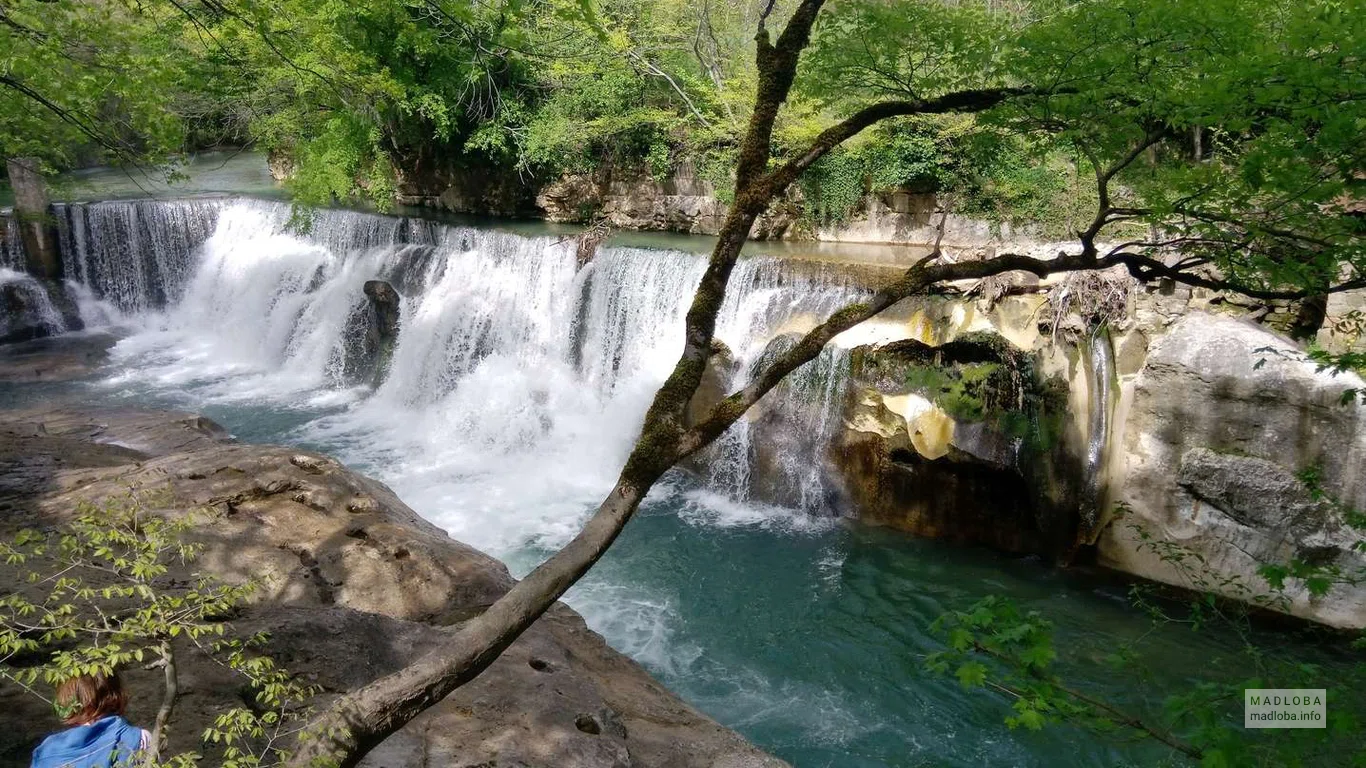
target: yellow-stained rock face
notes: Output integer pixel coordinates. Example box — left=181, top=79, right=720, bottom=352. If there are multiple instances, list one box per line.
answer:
left=987, top=295, right=1048, bottom=351
left=876, top=394, right=955, bottom=460
left=833, top=332, right=1085, bottom=556
left=845, top=392, right=956, bottom=461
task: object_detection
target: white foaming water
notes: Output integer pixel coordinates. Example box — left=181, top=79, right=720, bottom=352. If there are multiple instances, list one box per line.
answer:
left=0, top=267, right=67, bottom=338
left=55, top=199, right=222, bottom=314
left=71, top=198, right=873, bottom=742
left=0, top=213, right=24, bottom=270
left=82, top=200, right=871, bottom=530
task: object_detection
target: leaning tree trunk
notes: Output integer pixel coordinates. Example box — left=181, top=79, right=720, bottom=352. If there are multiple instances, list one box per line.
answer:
left=278, top=2, right=1072, bottom=763
left=281, top=6, right=831, bottom=765
left=284, top=212, right=772, bottom=768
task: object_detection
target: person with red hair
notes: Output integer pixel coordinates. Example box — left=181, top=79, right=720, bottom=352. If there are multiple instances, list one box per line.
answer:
left=30, top=673, right=151, bottom=768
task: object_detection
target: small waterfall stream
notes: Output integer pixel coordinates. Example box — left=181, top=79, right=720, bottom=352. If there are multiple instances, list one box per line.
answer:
left=0, top=214, right=25, bottom=271
left=1080, top=330, right=1116, bottom=535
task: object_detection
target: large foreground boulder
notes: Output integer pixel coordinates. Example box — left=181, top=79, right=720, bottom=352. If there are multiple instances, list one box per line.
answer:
left=0, top=407, right=787, bottom=768
left=1100, top=313, right=1366, bottom=628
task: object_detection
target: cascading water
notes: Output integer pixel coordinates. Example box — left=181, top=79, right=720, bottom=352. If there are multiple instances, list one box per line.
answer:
left=1080, top=330, right=1115, bottom=534
left=75, top=199, right=865, bottom=543
left=0, top=213, right=24, bottom=270
left=0, top=267, right=67, bottom=342
left=54, top=199, right=222, bottom=313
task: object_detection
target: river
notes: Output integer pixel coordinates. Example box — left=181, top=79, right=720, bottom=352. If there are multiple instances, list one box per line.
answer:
left=4, top=153, right=1353, bottom=767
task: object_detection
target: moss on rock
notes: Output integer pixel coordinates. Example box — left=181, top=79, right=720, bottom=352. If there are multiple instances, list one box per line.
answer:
left=845, top=331, right=1086, bottom=559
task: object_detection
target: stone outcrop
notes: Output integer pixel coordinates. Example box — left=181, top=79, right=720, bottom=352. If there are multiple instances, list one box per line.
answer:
left=0, top=406, right=788, bottom=768
left=389, top=157, right=1039, bottom=247
left=834, top=332, right=1084, bottom=556
left=266, top=147, right=298, bottom=182
left=697, top=267, right=1366, bottom=627
left=0, top=270, right=80, bottom=345
left=393, top=161, right=540, bottom=218
left=811, top=190, right=1035, bottom=248
left=5, top=157, right=61, bottom=281
left=1099, top=312, right=1366, bottom=628
left=0, top=332, right=114, bottom=383
left=338, top=280, right=403, bottom=387
left=535, top=164, right=802, bottom=240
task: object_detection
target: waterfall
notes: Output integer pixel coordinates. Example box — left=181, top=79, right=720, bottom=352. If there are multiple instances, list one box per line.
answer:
left=54, top=199, right=223, bottom=314
left=0, top=213, right=23, bottom=270
left=70, top=198, right=869, bottom=533
left=0, top=267, right=67, bottom=342
left=1081, top=330, right=1116, bottom=533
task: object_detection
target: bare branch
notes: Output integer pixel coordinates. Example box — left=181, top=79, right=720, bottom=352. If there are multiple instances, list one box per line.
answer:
left=1078, top=129, right=1167, bottom=252
left=144, top=642, right=178, bottom=765
left=1108, top=251, right=1366, bottom=300
left=624, top=49, right=714, bottom=127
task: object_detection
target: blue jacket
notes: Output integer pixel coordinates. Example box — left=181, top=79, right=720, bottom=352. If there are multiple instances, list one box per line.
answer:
left=30, top=716, right=147, bottom=768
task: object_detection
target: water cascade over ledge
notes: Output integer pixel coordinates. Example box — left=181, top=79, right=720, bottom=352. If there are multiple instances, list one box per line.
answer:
left=62, top=198, right=868, bottom=541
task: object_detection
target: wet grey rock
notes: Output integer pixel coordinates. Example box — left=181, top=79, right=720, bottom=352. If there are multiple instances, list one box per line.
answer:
left=338, top=280, right=403, bottom=387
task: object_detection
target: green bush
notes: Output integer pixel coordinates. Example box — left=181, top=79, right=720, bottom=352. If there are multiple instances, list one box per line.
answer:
left=0, top=490, right=317, bottom=766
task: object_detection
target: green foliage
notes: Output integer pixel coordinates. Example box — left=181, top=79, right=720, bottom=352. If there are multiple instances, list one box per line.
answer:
left=0, top=490, right=318, bottom=766
left=801, top=0, right=1014, bottom=105
left=0, top=0, right=207, bottom=169
left=797, top=151, right=865, bottom=226
left=928, top=591, right=1366, bottom=766
left=1006, top=0, right=1365, bottom=291
left=902, top=361, right=1000, bottom=422
left=926, top=596, right=1096, bottom=735
left=793, top=116, right=1092, bottom=234
left=933, top=498, right=1366, bottom=766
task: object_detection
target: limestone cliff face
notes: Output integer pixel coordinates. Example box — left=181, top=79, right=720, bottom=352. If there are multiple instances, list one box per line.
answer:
left=0, top=406, right=789, bottom=768
left=388, top=159, right=1039, bottom=246
left=832, top=295, right=1366, bottom=628
left=833, top=333, right=1083, bottom=557
left=1101, top=313, right=1366, bottom=629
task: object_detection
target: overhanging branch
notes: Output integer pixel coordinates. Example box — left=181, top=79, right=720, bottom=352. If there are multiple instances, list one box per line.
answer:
left=761, top=88, right=1035, bottom=198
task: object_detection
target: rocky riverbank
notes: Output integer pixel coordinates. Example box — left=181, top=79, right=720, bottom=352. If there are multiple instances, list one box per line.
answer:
left=0, top=399, right=788, bottom=768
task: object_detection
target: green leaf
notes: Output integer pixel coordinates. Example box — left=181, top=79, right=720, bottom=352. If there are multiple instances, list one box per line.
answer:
left=955, top=661, right=987, bottom=688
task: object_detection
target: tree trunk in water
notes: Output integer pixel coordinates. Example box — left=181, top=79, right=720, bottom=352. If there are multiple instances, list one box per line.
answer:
left=6, top=157, right=61, bottom=281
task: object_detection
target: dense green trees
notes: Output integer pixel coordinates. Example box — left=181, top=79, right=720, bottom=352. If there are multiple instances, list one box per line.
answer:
left=274, top=0, right=1364, bottom=764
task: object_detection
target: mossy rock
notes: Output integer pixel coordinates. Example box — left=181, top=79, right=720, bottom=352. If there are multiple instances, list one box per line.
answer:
left=852, top=331, right=1051, bottom=425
